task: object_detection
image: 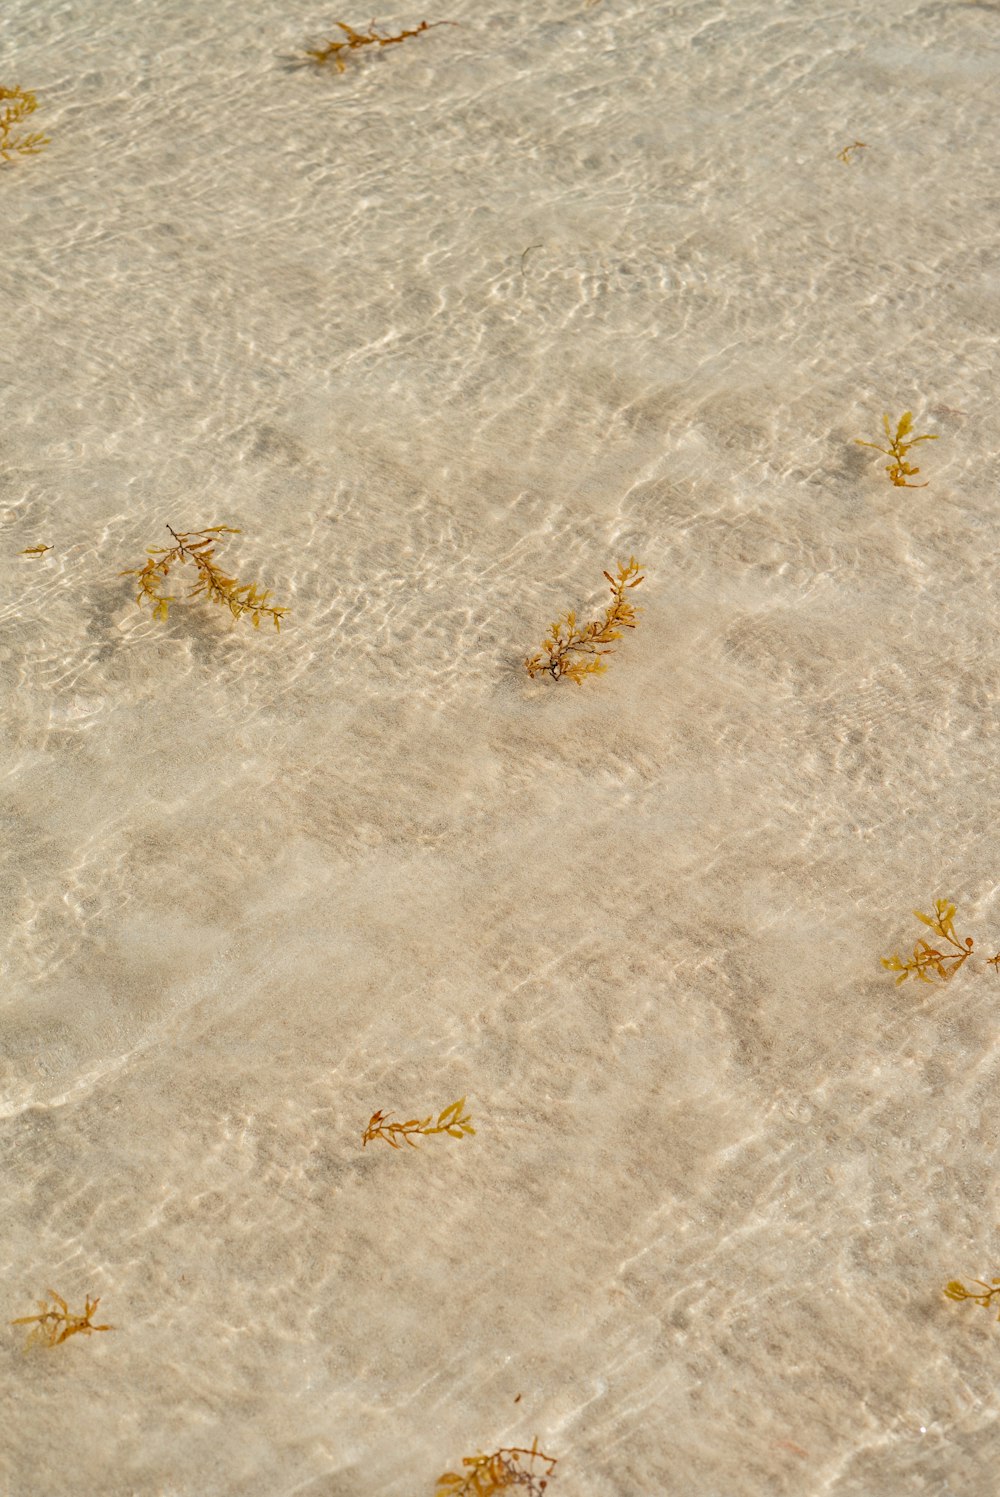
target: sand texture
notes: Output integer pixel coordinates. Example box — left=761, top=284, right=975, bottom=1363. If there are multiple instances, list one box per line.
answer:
left=3, top=0, right=1000, bottom=1492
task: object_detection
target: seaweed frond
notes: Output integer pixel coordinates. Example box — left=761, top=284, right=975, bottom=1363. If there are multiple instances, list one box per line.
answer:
left=0, top=86, right=49, bottom=162
left=855, top=411, right=938, bottom=487
left=19, top=542, right=51, bottom=556
left=837, top=140, right=866, bottom=164
left=120, top=525, right=288, bottom=630
left=881, top=900, right=974, bottom=985
left=944, top=1278, right=1000, bottom=1320
left=305, top=19, right=457, bottom=72
left=10, top=1291, right=112, bottom=1350
left=524, top=557, right=644, bottom=684
left=435, top=1439, right=557, bottom=1495
left=363, top=1096, right=475, bottom=1149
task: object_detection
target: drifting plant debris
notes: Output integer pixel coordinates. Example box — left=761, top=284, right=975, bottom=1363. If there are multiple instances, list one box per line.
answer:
left=305, top=19, right=456, bottom=72
left=855, top=411, right=938, bottom=487
left=10, top=1291, right=112, bottom=1350
left=363, top=1096, right=474, bottom=1149
left=435, top=1439, right=557, bottom=1495
left=121, top=525, right=288, bottom=630
left=881, top=899, right=1000, bottom=985
left=837, top=140, right=866, bottom=164
left=19, top=542, right=51, bottom=556
left=944, top=1278, right=1000, bottom=1320
left=0, top=86, right=49, bottom=163
left=524, top=557, right=644, bottom=684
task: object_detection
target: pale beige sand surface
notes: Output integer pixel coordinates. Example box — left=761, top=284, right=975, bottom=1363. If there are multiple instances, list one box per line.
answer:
left=3, top=0, right=1000, bottom=1493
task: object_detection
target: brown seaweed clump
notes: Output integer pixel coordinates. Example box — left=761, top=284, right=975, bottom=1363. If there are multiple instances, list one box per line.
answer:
left=0, top=86, right=49, bottom=163
left=363, top=1097, right=475, bottom=1149
left=121, top=525, right=288, bottom=630
left=525, top=557, right=644, bottom=684
left=10, top=1291, right=112, bottom=1350
left=305, top=20, right=456, bottom=72
left=435, top=1440, right=557, bottom=1495
left=881, top=900, right=1000, bottom=986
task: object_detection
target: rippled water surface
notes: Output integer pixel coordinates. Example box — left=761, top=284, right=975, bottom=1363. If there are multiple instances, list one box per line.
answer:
left=3, top=1, right=1000, bottom=1493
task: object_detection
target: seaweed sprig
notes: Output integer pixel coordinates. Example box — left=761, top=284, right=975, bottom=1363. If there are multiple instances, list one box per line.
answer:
left=881, top=900, right=974, bottom=985
left=0, top=86, right=49, bottom=163
left=19, top=542, right=51, bottom=556
left=10, top=1291, right=112, bottom=1350
left=363, top=1097, right=475, bottom=1149
left=944, top=1278, right=1000, bottom=1320
left=121, top=525, right=288, bottom=630
left=855, top=411, right=938, bottom=487
left=837, top=140, right=866, bottom=164
left=305, top=19, right=456, bottom=71
left=435, top=1439, right=557, bottom=1495
left=524, top=557, right=644, bottom=684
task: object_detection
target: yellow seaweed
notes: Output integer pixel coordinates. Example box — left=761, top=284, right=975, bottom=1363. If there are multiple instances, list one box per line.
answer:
left=0, top=86, right=49, bottom=163
left=19, top=542, right=51, bottom=556
left=435, top=1439, right=557, bottom=1496
left=524, top=557, right=644, bottom=684
left=836, top=140, right=866, bottom=164
left=855, top=411, right=938, bottom=488
left=305, top=19, right=457, bottom=72
left=881, top=900, right=974, bottom=986
left=944, top=1278, right=1000, bottom=1320
left=121, top=525, right=288, bottom=630
left=363, top=1097, right=475, bottom=1149
left=10, top=1290, right=112, bottom=1350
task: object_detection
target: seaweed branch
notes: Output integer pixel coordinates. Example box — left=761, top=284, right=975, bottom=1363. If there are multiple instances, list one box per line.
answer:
left=19, top=542, right=51, bottom=556
left=524, top=557, right=644, bottom=684
left=837, top=140, right=866, bottom=164
left=881, top=900, right=974, bottom=985
left=0, top=86, right=49, bottom=163
left=435, top=1439, right=557, bottom=1495
left=363, top=1096, right=475, bottom=1149
left=121, top=525, right=288, bottom=630
left=944, top=1278, right=1000, bottom=1320
left=305, top=19, right=457, bottom=72
left=10, top=1291, right=112, bottom=1350
left=855, top=411, right=938, bottom=487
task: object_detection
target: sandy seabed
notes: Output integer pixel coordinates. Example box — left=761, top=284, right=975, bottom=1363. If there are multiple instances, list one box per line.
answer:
left=3, top=0, right=1000, bottom=1493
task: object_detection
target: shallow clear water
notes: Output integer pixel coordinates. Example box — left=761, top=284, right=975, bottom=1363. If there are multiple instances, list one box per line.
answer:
left=3, top=0, right=1000, bottom=1492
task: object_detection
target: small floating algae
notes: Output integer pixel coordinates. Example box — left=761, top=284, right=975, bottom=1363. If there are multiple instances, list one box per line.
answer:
left=362, top=1097, right=475, bottom=1149
left=836, top=140, right=866, bottom=164
left=305, top=19, right=456, bottom=72
left=0, top=86, right=49, bottom=163
left=121, top=525, right=288, bottom=630
left=944, top=1278, right=1000, bottom=1320
left=855, top=411, right=938, bottom=487
left=10, top=1291, right=112, bottom=1350
left=881, top=899, right=1000, bottom=986
left=19, top=542, right=51, bottom=556
left=524, top=557, right=644, bottom=684
left=435, top=1439, right=558, bottom=1495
